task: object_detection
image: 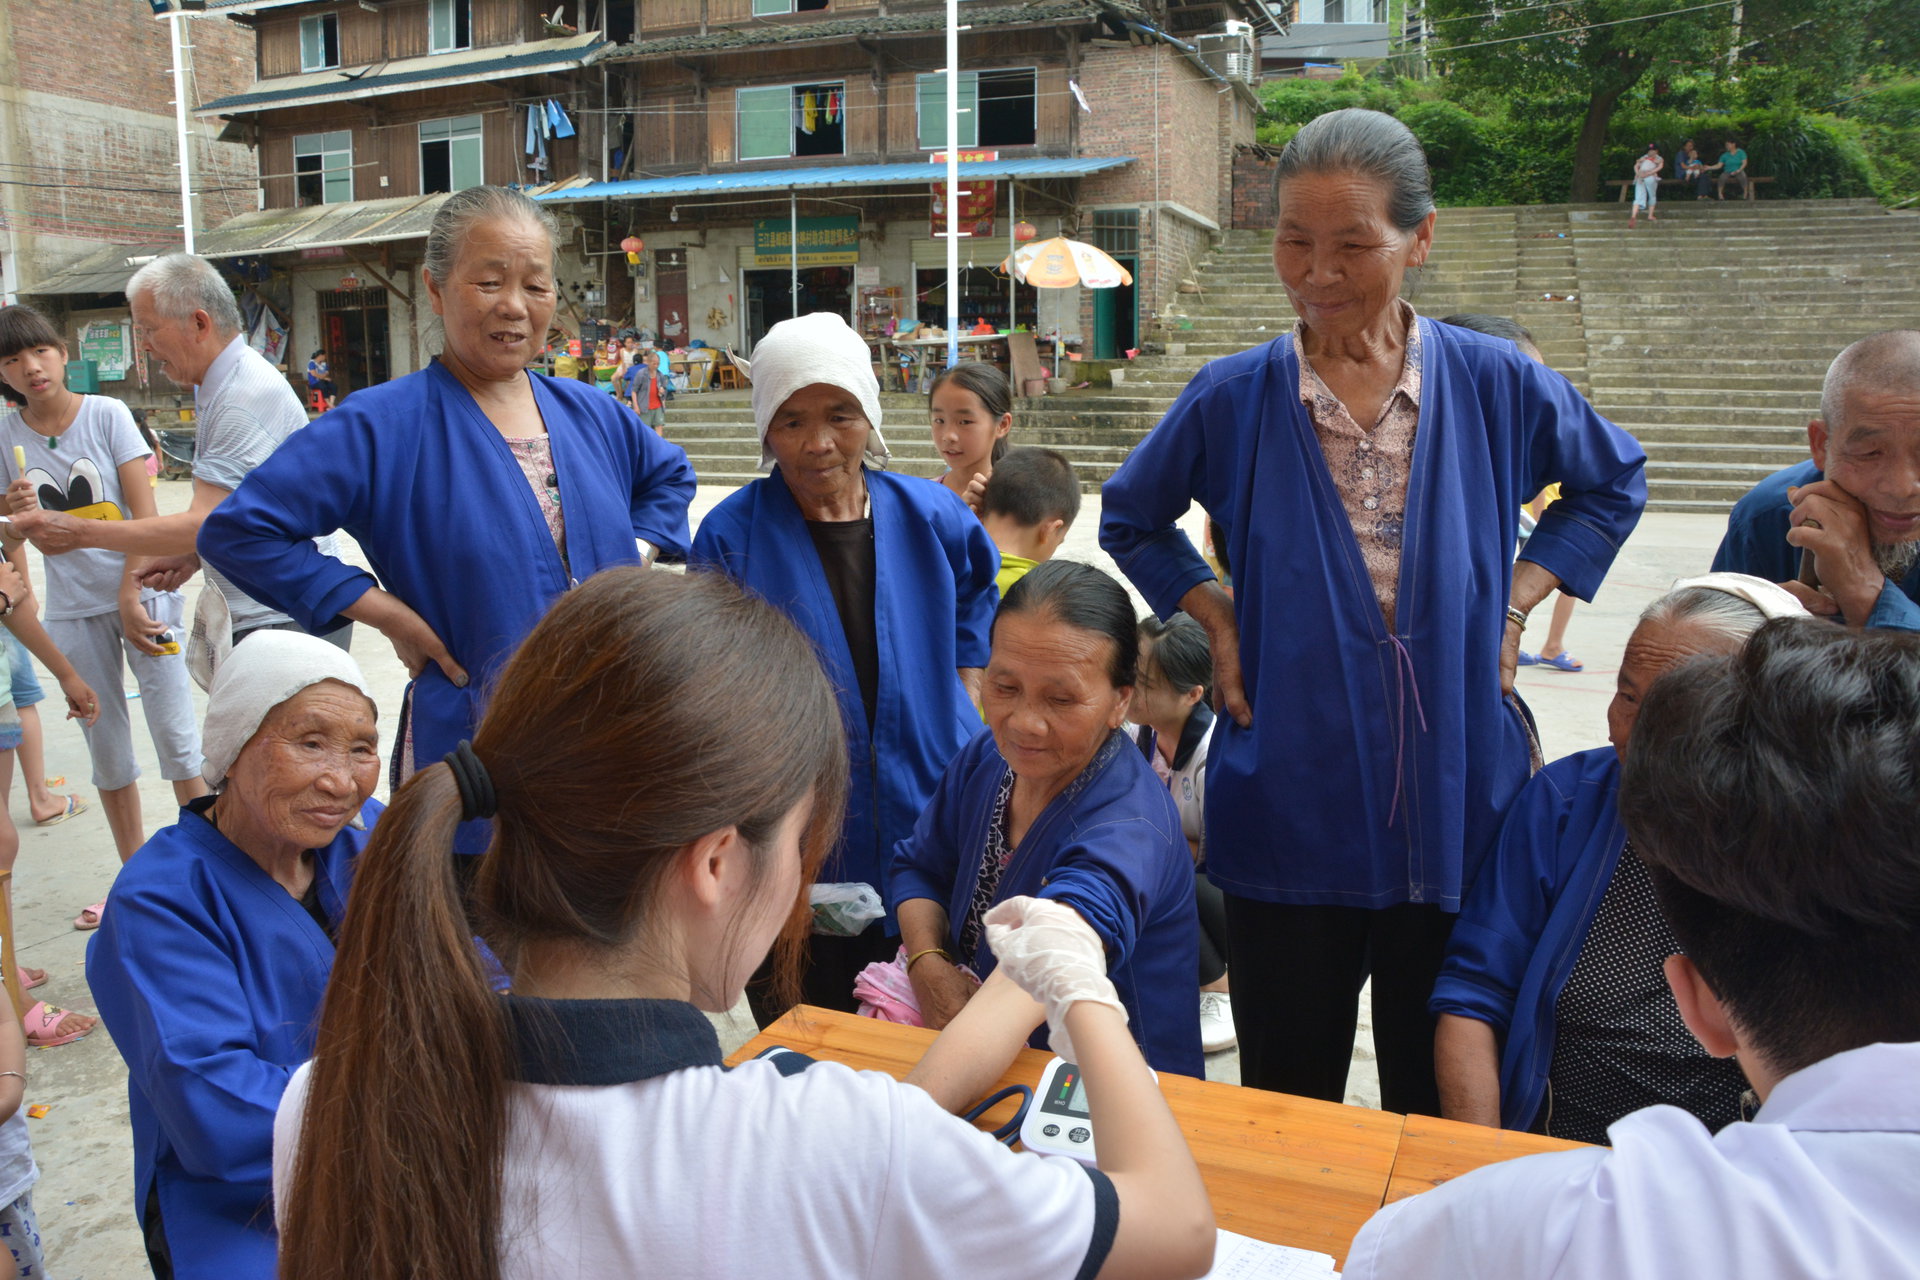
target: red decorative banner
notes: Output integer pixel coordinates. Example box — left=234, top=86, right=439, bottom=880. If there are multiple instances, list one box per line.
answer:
left=931, top=178, right=996, bottom=239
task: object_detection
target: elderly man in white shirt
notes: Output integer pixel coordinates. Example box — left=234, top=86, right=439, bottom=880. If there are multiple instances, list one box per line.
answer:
left=1345, top=616, right=1920, bottom=1280
left=11, top=253, right=347, bottom=651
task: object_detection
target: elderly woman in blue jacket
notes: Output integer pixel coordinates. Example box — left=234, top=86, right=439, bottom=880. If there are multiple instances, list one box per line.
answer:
left=1431, top=575, right=1807, bottom=1143
left=199, top=187, right=694, bottom=850
left=86, top=632, right=383, bottom=1280
left=1099, top=108, right=1647, bottom=1114
left=891, top=560, right=1202, bottom=1108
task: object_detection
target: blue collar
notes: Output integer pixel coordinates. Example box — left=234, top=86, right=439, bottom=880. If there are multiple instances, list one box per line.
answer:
left=502, top=996, right=723, bottom=1086
left=1171, top=702, right=1214, bottom=772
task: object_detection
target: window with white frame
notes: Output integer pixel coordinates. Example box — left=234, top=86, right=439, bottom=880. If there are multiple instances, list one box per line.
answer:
left=294, top=131, right=353, bottom=206
left=751, top=0, right=828, bottom=13
left=916, top=69, right=1036, bottom=150
left=1296, top=0, right=1388, bottom=20
left=300, top=13, right=340, bottom=72
left=419, top=115, right=484, bottom=193
left=736, top=82, right=845, bottom=161
left=428, top=0, right=472, bottom=53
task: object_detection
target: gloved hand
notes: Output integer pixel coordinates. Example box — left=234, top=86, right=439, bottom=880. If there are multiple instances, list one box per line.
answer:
left=984, top=896, right=1126, bottom=1064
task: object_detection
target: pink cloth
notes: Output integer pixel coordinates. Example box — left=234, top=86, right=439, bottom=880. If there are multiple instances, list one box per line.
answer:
left=854, top=947, right=978, bottom=1025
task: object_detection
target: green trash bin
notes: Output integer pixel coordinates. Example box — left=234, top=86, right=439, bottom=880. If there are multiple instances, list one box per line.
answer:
left=66, top=359, right=99, bottom=394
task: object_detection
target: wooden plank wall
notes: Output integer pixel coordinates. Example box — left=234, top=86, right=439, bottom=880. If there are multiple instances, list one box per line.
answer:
left=253, top=0, right=535, bottom=81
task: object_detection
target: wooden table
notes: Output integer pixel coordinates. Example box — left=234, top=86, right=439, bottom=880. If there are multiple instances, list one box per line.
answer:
left=734, top=1006, right=1405, bottom=1266
left=1383, top=1115, right=1587, bottom=1205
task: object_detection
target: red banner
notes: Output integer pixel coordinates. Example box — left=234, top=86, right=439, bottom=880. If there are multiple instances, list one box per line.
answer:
left=931, top=178, right=996, bottom=239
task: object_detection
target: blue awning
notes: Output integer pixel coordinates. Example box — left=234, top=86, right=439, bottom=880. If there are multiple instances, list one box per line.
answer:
left=530, top=156, right=1135, bottom=204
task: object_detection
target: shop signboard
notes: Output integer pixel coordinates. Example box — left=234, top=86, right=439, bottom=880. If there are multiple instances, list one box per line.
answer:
left=931, top=179, right=996, bottom=239
left=77, top=319, right=133, bottom=381
left=753, top=216, right=859, bottom=268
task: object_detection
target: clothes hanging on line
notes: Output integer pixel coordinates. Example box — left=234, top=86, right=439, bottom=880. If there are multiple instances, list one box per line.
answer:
left=546, top=99, right=576, bottom=139
left=827, top=90, right=841, bottom=124
left=801, top=90, right=818, bottom=135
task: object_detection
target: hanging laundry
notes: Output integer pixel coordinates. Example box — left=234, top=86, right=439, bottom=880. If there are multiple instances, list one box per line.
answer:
left=1070, top=79, right=1092, bottom=114
left=525, top=105, right=540, bottom=155
left=527, top=106, right=550, bottom=172
left=546, top=99, right=576, bottom=139
left=827, top=90, right=840, bottom=124
left=801, top=89, right=818, bottom=135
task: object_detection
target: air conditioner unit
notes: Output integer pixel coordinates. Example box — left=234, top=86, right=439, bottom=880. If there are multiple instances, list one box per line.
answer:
left=1196, top=28, right=1258, bottom=84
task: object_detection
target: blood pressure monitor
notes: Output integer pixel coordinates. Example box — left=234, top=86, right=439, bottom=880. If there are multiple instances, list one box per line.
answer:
left=1020, top=1056, right=1153, bottom=1165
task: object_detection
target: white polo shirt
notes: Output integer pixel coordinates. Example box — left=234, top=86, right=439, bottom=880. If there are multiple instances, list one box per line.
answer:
left=276, top=998, right=1118, bottom=1279
left=1344, top=1041, right=1920, bottom=1280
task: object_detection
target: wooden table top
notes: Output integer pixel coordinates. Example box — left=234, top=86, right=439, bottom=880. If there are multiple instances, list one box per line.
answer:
left=1383, top=1114, right=1588, bottom=1205
left=732, top=1006, right=1406, bottom=1266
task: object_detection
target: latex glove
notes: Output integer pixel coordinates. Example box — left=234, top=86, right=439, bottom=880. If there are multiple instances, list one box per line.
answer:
left=983, top=896, right=1126, bottom=1064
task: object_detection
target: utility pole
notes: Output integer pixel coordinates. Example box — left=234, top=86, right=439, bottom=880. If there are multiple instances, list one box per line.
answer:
left=152, top=1, right=205, bottom=252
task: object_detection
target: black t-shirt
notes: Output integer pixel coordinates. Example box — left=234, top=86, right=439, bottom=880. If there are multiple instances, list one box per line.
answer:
left=806, top=517, right=879, bottom=728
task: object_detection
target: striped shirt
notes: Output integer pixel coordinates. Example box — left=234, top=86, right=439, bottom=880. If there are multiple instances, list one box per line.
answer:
left=194, top=336, right=342, bottom=633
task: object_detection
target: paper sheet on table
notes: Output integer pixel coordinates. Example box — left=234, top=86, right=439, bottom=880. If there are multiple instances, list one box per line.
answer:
left=1201, top=1229, right=1339, bottom=1279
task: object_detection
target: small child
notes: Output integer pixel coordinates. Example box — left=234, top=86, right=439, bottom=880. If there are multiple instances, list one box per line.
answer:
left=0, top=1011, right=47, bottom=1275
left=629, top=350, right=671, bottom=435
left=304, top=350, right=334, bottom=409
left=978, top=447, right=1080, bottom=597
left=927, top=363, right=1012, bottom=512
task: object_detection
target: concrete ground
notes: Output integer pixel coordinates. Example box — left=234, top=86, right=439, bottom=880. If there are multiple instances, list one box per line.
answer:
left=15, top=478, right=1729, bottom=1277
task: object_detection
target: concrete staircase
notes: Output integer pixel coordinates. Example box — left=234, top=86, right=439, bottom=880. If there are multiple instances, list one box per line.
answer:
left=664, top=198, right=1920, bottom=510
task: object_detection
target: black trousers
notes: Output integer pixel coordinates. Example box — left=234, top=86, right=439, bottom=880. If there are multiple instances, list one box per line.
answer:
left=1222, top=897, right=1456, bottom=1116
left=1196, top=867, right=1230, bottom=987
left=747, top=928, right=897, bottom=1026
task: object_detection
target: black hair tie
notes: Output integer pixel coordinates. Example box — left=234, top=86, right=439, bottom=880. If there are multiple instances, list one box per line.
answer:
left=444, top=740, right=497, bottom=821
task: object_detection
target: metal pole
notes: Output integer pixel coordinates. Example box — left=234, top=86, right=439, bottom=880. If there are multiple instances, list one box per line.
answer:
left=944, top=0, right=959, bottom=370
left=1007, top=180, right=1017, bottom=396
left=790, top=189, right=799, bottom=320
left=167, top=9, right=196, bottom=253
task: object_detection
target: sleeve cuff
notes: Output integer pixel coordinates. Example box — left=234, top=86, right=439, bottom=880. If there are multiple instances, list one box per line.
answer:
left=1072, top=1165, right=1121, bottom=1280
left=1866, top=579, right=1920, bottom=631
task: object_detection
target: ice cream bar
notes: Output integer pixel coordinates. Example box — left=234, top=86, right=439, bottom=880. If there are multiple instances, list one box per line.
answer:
left=11, top=446, right=23, bottom=478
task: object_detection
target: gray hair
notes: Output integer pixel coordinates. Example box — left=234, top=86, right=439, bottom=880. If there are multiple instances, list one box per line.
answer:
left=1273, top=108, right=1435, bottom=233
left=1820, top=329, right=1920, bottom=430
left=421, top=185, right=560, bottom=289
left=127, top=253, right=243, bottom=337
left=1638, top=586, right=1770, bottom=647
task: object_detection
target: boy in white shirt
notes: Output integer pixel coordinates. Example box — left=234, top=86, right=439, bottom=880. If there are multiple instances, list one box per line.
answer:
left=1345, top=617, right=1920, bottom=1280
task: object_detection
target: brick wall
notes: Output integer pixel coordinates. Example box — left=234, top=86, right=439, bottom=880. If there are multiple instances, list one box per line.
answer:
left=0, top=1, right=256, bottom=274
left=1232, top=144, right=1280, bottom=230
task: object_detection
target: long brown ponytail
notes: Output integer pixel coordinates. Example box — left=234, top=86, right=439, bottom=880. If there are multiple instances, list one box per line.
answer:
left=279, top=568, right=848, bottom=1280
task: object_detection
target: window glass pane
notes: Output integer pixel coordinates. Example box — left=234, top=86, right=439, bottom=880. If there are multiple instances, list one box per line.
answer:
left=1090, top=209, right=1139, bottom=254
left=451, top=135, right=483, bottom=191
left=300, top=16, right=337, bottom=70
left=976, top=69, right=1035, bottom=147
left=752, top=0, right=793, bottom=13
left=1325, top=0, right=1346, bottom=22
left=738, top=86, right=791, bottom=160
left=917, top=71, right=978, bottom=150
left=430, top=0, right=471, bottom=52
left=1296, top=0, right=1323, bottom=21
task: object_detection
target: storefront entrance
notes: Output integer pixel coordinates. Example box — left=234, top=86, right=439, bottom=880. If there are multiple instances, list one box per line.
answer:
left=315, top=287, right=390, bottom=398
left=914, top=265, right=1037, bottom=334
left=1091, top=257, right=1137, bottom=360
left=744, top=266, right=852, bottom=350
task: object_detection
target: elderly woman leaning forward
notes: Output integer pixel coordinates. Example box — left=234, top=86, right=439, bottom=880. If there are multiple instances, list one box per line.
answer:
left=86, top=633, right=382, bottom=1280
left=199, top=186, right=695, bottom=851
left=693, top=313, right=1000, bottom=1014
left=1432, top=575, right=1807, bottom=1143
left=1100, top=108, right=1648, bottom=1113
left=892, top=560, right=1204, bottom=1107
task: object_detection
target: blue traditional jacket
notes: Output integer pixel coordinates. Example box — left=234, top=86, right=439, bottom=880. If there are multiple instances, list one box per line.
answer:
left=889, top=727, right=1204, bottom=1077
left=1099, top=320, right=1646, bottom=909
left=87, top=797, right=383, bottom=1280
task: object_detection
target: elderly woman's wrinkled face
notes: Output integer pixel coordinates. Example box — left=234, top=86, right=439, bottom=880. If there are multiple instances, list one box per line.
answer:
left=986, top=609, right=1132, bottom=795
left=766, top=383, right=871, bottom=508
left=1272, top=172, right=1432, bottom=342
left=425, top=216, right=557, bottom=384
left=1608, top=619, right=1724, bottom=759
left=224, top=681, right=380, bottom=854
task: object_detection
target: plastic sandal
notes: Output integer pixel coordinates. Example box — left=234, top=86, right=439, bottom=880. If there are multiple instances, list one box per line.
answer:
left=33, top=795, right=88, bottom=827
left=1516, top=651, right=1540, bottom=666
left=72, top=900, right=105, bottom=931
left=1538, top=653, right=1585, bottom=672
left=22, top=1001, right=93, bottom=1048
left=15, top=966, right=45, bottom=992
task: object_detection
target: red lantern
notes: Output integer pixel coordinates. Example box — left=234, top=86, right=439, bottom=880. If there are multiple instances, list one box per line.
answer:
left=621, top=234, right=645, bottom=265
left=1014, top=221, right=1038, bottom=242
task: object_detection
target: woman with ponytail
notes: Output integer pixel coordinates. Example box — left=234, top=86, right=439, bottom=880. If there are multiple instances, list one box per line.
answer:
left=273, top=567, right=1213, bottom=1280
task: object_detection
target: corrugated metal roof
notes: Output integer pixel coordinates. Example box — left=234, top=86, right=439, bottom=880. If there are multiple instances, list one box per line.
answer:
left=611, top=1, right=1125, bottom=58
left=20, top=242, right=178, bottom=297
left=533, top=156, right=1136, bottom=204
left=193, top=193, right=450, bottom=259
left=198, top=33, right=607, bottom=115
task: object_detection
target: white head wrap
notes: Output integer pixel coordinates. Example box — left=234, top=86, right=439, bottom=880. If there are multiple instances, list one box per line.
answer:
left=1667, top=572, right=1811, bottom=620
left=201, top=631, right=378, bottom=788
left=749, top=312, right=890, bottom=470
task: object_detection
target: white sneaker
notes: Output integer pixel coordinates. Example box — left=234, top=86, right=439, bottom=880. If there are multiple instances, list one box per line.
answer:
left=1199, top=991, right=1236, bottom=1053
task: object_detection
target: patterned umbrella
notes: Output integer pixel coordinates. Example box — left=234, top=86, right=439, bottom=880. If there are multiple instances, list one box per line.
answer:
left=998, top=237, right=1134, bottom=289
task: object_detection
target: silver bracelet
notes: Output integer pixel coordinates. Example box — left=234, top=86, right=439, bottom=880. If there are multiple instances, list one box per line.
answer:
left=1505, top=604, right=1529, bottom=629
left=0, top=1071, right=23, bottom=1082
